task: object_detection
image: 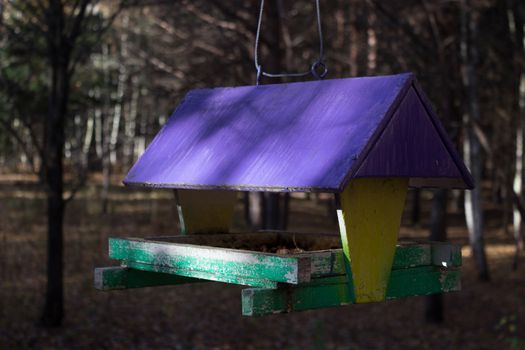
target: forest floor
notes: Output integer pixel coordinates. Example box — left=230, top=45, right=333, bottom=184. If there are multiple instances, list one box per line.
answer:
left=0, top=173, right=524, bottom=350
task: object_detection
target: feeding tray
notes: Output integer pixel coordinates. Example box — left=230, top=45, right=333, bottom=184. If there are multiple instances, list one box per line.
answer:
left=95, top=73, right=472, bottom=316
left=96, top=232, right=461, bottom=315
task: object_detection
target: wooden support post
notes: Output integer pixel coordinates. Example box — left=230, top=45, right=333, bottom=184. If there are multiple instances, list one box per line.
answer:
left=242, top=266, right=461, bottom=316
left=336, top=177, right=408, bottom=303
left=94, top=266, right=202, bottom=290
left=175, top=189, right=237, bottom=234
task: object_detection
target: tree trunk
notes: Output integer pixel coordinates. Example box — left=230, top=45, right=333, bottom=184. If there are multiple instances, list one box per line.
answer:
left=37, top=0, right=94, bottom=327
left=366, top=4, right=377, bottom=74
left=109, top=14, right=129, bottom=166
left=82, top=112, right=94, bottom=168
left=263, top=192, right=280, bottom=229
left=425, top=189, right=447, bottom=323
left=513, top=96, right=524, bottom=268
left=245, top=192, right=264, bottom=229
left=348, top=0, right=359, bottom=76
left=0, top=0, right=4, bottom=27
left=41, top=37, right=70, bottom=328
left=94, top=87, right=103, bottom=159
left=101, top=44, right=111, bottom=214
left=460, top=0, right=490, bottom=281
left=124, top=75, right=139, bottom=166
left=411, top=188, right=421, bottom=226
left=507, top=0, right=525, bottom=269
left=514, top=66, right=525, bottom=269
left=334, top=0, right=346, bottom=76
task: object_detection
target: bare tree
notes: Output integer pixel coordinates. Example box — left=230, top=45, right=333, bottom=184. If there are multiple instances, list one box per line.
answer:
left=0, top=0, right=126, bottom=326
left=461, top=0, right=489, bottom=281
left=507, top=0, right=525, bottom=269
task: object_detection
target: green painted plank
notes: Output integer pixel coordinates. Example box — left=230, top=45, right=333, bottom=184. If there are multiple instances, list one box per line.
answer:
left=108, top=237, right=460, bottom=289
left=393, top=242, right=432, bottom=268
left=309, top=242, right=459, bottom=277
left=109, top=238, right=310, bottom=285
left=141, top=234, right=453, bottom=272
left=125, top=261, right=278, bottom=289
left=94, top=266, right=202, bottom=290
left=387, top=266, right=460, bottom=297
left=242, top=266, right=461, bottom=316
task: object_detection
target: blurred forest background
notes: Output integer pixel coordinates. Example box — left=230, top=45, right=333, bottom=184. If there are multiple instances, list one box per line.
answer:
left=0, top=0, right=524, bottom=349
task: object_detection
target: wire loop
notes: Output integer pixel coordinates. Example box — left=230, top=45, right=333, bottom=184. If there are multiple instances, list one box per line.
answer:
left=310, top=60, right=328, bottom=79
left=254, top=0, right=327, bottom=84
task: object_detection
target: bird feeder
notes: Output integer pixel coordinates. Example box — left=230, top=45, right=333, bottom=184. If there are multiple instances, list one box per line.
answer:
left=95, top=73, right=472, bottom=316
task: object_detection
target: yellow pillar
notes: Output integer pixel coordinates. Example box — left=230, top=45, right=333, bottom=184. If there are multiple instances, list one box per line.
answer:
left=337, top=178, right=408, bottom=303
left=175, top=190, right=238, bottom=234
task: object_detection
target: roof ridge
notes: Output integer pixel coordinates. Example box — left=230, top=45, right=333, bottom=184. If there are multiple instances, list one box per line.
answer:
left=339, top=73, right=415, bottom=191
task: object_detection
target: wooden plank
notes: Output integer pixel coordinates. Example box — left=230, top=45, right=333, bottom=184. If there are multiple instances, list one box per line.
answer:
left=94, top=266, right=202, bottom=290
left=337, top=178, right=408, bottom=303
left=96, top=241, right=459, bottom=290
left=141, top=232, right=459, bottom=271
left=309, top=242, right=431, bottom=277
left=394, top=241, right=433, bottom=268
left=175, top=189, right=237, bottom=234
left=109, top=237, right=311, bottom=286
left=242, top=266, right=461, bottom=316
left=124, top=261, right=278, bottom=288
left=142, top=232, right=460, bottom=271
left=110, top=232, right=461, bottom=286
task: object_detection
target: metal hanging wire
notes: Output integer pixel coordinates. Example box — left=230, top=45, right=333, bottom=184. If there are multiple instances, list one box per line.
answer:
left=254, top=0, right=328, bottom=85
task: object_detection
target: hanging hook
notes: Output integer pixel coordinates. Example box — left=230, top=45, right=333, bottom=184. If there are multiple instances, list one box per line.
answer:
left=310, top=61, right=328, bottom=80
left=254, top=0, right=327, bottom=84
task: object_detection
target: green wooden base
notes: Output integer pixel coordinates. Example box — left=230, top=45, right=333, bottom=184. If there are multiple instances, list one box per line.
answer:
left=242, top=266, right=460, bottom=316
left=94, top=266, right=204, bottom=290
left=109, top=236, right=310, bottom=287
left=95, top=233, right=462, bottom=316
left=107, top=233, right=461, bottom=288
left=94, top=264, right=460, bottom=316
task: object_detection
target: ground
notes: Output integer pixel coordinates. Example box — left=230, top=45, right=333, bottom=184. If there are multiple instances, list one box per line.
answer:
left=0, top=174, right=524, bottom=350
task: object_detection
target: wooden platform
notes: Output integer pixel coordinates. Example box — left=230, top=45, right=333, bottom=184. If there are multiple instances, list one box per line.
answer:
left=95, top=232, right=461, bottom=316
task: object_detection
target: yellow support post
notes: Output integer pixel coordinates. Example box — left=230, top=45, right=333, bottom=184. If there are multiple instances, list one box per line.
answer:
left=337, top=178, right=408, bottom=303
left=175, top=190, right=237, bottom=234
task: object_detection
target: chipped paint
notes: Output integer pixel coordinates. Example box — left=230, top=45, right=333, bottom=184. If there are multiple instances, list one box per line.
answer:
left=242, top=266, right=461, bottom=316
left=110, top=237, right=309, bottom=286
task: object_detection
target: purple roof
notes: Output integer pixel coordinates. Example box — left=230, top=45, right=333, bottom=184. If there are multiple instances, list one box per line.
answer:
left=124, top=73, right=473, bottom=192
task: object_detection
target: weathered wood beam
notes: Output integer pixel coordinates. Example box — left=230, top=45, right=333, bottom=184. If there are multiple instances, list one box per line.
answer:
left=124, top=261, right=279, bottom=289
left=97, top=241, right=460, bottom=293
left=107, top=236, right=461, bottom=288
left=242, top=266, right=461, bottom=316
left=310, top=241, right=461, bottom=278
left=109, top=237, right=311, bottom=287
left=94, top=266, right=202, bottom=291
